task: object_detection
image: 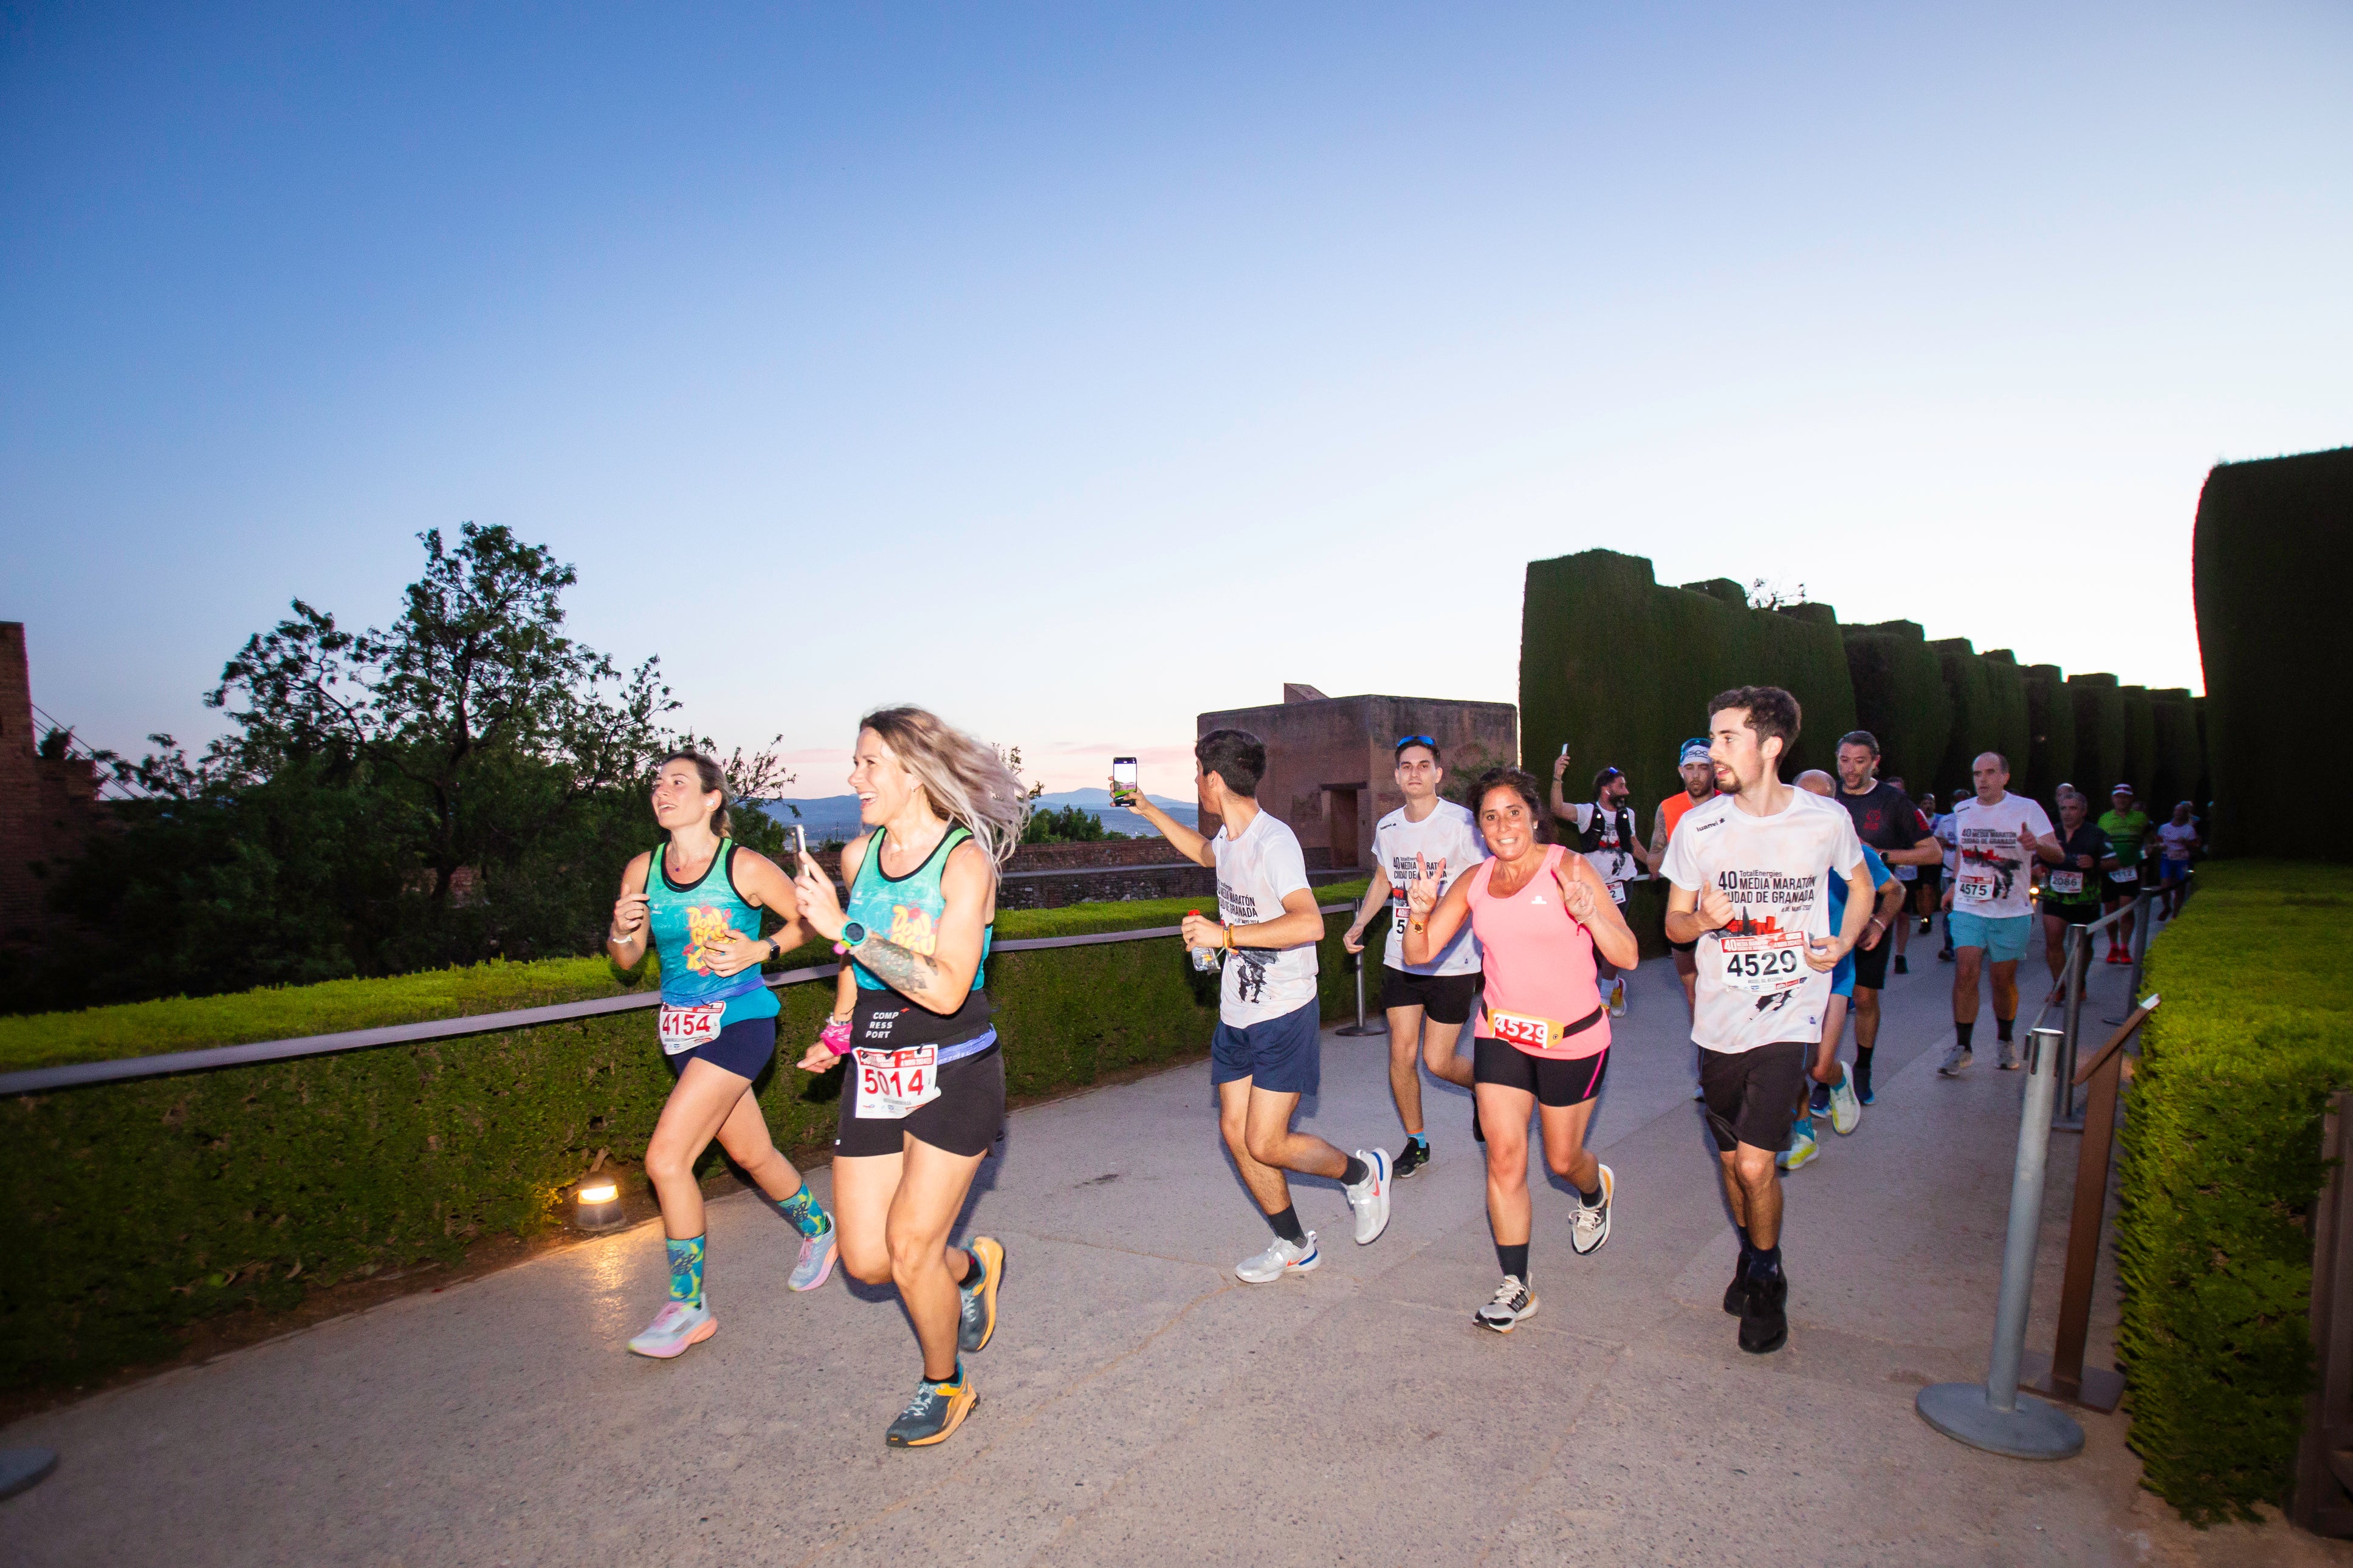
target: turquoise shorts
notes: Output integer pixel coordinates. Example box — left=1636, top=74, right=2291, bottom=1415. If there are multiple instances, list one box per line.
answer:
left=1948, top=910, right=2033, bottom=962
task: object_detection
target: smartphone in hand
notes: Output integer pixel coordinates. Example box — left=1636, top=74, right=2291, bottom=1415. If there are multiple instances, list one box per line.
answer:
left=1111, top=756, right=1139, bottom=806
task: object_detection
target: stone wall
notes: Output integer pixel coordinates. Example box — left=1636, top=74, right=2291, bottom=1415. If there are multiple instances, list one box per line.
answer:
left=0, top=623, right=108, bottom=943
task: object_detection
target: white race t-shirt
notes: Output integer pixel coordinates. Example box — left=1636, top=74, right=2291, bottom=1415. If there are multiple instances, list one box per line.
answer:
left=1372, top=799, right=1486, bottom=976
left=2159, top=821, right=2198, bottom=862
left=1210, top=809, right=1321, bottom=1027
left=1660, top=788, right=1866, bottom=1055
left=1948, top=793, right=2055, bottom=920
left=1570, top=801, right=1643, bottom=900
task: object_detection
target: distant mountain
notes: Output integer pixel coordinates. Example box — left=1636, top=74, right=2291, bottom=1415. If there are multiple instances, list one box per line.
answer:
left=758, top=786, right=1193, bottom=846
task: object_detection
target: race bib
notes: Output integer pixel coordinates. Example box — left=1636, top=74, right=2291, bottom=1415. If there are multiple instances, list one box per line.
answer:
left=2049, top=871, right=2085, bottom=895
left=1609, top=880, right=1627, bottom=906
left=1391, top=892, right=1409, bottom=937
left=2108, top=866, right=2138, bottom=883
left=1955, top=869, right=1996, bottom=903
left=1489, top=1008, right=1561, bottom=1051
left=1895, top=863, right=1918, bottom=882
left=853, top=1045, right=942, bottom=1120
left=1719, top=929, right=1811, bottom=995
left=657, top=1001, right=727, bottom=1055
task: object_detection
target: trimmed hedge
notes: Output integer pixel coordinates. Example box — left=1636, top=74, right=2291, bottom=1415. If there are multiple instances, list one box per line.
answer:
left=2069, top=673, right=2128, bottom=798
left=2121, top=685, right=2158, bottom=811
left=2021, top=662, right=2077, bottom=806
left=1841, top=620, right=1952, bottom=795
left=1930, top=638, right=1996, bottom=796
left=1979, top=651, right=2033, bottom=796
left=2149, top=688, right=2200, bottom=816
left=0, top=883, right=1367, bottom=1394
left=2193, top=448, right=2353, bottom=857
left=2119, top=861, right=2353, bottom=1522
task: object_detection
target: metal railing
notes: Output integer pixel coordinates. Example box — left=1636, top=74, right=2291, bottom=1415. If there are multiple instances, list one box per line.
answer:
left=2026, top=888, right=2154, bottom=1129
left=0, top=902, right=1362, bottom=1098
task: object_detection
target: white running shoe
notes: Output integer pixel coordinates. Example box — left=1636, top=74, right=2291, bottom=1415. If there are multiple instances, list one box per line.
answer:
left=1607, top=977, right=1627, bottom=1018
left=1937, top=1044, right=1973, bottom=1077
left=1345, top=1148, right=1392, bottom=1245
left=1570, top=1164, right=1614, bottom=1255
left=1780, top=1116, right=1819, bottom=1171
left=1474, top=1276, right=1539, bottom=1333
left=789, top=1225, right=837, bottom=1292
left=627, top=1299, right=715, bottom=1358
left=1235, top=1231, right=1320, bottom=1284
left=1827, top=1064, right=1861, bottom=1135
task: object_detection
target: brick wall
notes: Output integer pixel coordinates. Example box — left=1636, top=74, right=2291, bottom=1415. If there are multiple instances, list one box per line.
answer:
left=0, top=623, right=108, bottom=942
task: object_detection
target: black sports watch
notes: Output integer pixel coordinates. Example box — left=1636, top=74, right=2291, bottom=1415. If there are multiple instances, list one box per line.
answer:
left=840, top=920, right=867, bottom=947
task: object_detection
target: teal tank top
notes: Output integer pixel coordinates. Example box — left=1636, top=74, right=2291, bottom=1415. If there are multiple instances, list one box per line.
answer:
left=845, top=826, right=994, bottom=992
left=645, top=839, right=780, bottom=1025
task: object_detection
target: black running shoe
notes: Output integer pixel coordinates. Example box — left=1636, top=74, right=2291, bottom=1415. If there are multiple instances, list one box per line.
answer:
left=1723, top=1264, right=1754, bottom=1316
left=1471, top=1103, right=1485, bottom=1144
left=1739, top=1273, right=1788, bottom=1355
left=1937, top=948, right=1954, bottom=962
left=1894, top=954, right=1909, bottom=974
left=1392, top=1138, right=1431, bottom=1180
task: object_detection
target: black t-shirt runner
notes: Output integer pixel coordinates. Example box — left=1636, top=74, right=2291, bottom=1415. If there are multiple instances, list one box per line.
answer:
left=2044, top=823, right=2113, bottom=912
left=1838, top=781, right=1926, bottom=858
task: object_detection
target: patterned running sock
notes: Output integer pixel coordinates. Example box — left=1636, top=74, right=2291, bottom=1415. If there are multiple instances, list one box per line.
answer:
left=667, top=1234, right=706, bottom=1307
left=775, top=1182, right=831, bottom=1239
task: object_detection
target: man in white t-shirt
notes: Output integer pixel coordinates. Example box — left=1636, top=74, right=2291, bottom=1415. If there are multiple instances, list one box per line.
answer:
left=1936, top=752, right=2064, bottom=1076
left=1125, top=728, right=1394, bottom=1284
left=1662, top=685, right=1874, bottom=1358
left=1550, top=756, right=1657, bottom=1016
left=1345, top=735, right=1486, bottom=1178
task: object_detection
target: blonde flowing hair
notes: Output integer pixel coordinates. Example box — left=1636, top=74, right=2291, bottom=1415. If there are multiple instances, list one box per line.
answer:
left=860, top=706, right=1032, bottom=874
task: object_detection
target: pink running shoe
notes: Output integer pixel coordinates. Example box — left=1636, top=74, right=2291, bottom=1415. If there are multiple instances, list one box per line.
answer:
left=789, top=1227, right=837, bottom=1293
left=627, top=1300, right=716, bottom=1358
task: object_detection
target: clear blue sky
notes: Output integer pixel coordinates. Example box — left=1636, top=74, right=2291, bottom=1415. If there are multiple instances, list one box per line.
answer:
left=5, top=2, right=2347, bottom=796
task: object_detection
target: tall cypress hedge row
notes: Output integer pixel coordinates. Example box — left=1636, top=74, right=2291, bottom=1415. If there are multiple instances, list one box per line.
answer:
left=1979, top=651, right=2033, bottom=789
left=1931, top=639, right=1997, bottom=795
left=1841, top=620, right=1951, bottom=791
left=2121, top=685, right=2158, bottom=803
left=2069, top=673, right=2127, bottom=797
left=2193, top=448, right=2353, bottom=856
left=2149, top=688, right=2201, bottom=813
left=1518, top=550, right=1856, bottom=814
left=2021, top=663, right=2077, bottom=803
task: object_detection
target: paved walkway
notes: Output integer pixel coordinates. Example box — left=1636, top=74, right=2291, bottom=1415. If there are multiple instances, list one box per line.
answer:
left=5, top=937, right=2346, bottom=1566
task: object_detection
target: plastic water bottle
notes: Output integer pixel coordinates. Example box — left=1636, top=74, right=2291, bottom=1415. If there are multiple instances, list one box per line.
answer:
left=1187, top=911, right=1223, bottom=971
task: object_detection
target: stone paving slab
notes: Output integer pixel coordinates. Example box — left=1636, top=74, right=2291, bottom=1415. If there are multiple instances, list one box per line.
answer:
left=4, top=935, right=2348, bottom=1566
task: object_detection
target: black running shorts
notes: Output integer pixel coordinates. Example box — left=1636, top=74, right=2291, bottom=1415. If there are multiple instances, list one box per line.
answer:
left=1849, top=931, right=1891, bottom=991
left=1380, top=966, right=1479, bottom=1025
left=834, top=1042, right=1005, bottom=1159
left=1699, top=1041, right=1810, bottom=1154
left=1474, top=1036, right=1610, bottom=1107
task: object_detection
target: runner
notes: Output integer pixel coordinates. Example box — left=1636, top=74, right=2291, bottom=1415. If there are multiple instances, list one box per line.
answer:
left=2039, top=786, right=2115, bottom=1006
left=1550, top=755, right=1656, bottom=1016
left=604, top=751, right=834, bottom=1363
left=2156, top=801, right=2202, bottom=919
left=1123, top=729, right=1394, bottom=1284
left=1930, top=792, right=1961, bottom=961
left=1880, top=774, right=1917, bottom=973
left=787, top=708, right=1025, bottom=1448
left=2097, top=784, right=2154, bottom=962
left=1401, top=765, right=1638, bottom=1332
left=1912, top=789, right=1945, bottom=942
left=1936, top=753, right=2064, bottom=1075
left=1649, top=738, right=1720, bottom=1020
left=1790, top=771, right=1901, bottom=1158
left=1830, top=733, right=1943, bottom=1106
left=1344, top=736, right=1486, bottom=1177
left=1662, top=687, right=1874, bottom=1355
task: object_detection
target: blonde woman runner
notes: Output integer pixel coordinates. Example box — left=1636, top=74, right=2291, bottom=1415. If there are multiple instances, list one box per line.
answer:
left=605, top=752, right=833, bottom=1360
left=792, top=708, right=1026, bottom=1448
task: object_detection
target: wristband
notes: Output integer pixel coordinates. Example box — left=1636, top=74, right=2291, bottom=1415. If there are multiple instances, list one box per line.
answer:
left=820, top=1018, right=853, bottom=1056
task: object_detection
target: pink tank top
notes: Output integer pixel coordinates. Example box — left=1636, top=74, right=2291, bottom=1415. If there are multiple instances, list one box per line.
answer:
left=1466, top=844, right=1610, bottom=1060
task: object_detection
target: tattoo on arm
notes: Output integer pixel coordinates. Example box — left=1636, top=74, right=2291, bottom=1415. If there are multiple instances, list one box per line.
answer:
left=853, top=936, right=943, bottom=1000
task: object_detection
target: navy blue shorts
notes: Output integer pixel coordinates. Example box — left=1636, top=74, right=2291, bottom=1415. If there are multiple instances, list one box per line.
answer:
left=663, top=1015, right=776, bottom=1081
left=1210, top=999, right=1322, bottom=1095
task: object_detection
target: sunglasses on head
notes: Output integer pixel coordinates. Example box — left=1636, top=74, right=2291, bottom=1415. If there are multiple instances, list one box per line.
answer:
left=1395, top=735, right=1436, bottom=751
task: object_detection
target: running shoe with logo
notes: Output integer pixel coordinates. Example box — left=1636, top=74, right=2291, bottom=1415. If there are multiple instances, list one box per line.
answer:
left=789, top=1224, right=837, bottom=1293
left=1827, top=1064, right=1861, bottom=1134
left=885, top=1365, right=977, bottom=1448
left=1235, top=1231, right=1320, bottom=1283
left=626, top=1300, right=716, bottom=1359
left=1392, top=1137, right=1431, bottom=1180
left=1937, top=1044, right=1973, bottom=1077
left=1345, top=1147, right=1392, bottom=1245
left=1474, top=1275, right=1539, bottom=1333
left=1779, top=1116, right=1818, bottom=1171
left=1739, top=1272, right=1789, bottom=1355
left=957, top=1236, right=1005, bottom=1354
left=1570, top=1165, right=1614, bottom=1255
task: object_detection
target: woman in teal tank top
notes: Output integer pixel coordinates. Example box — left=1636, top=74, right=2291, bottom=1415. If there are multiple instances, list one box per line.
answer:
left=788, top=706, right=1030, bottom=1450
left=603, top=751, right=836, bottom=1361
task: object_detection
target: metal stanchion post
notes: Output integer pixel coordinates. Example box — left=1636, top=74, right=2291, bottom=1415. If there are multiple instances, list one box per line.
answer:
left=2106, top=891, right=2155, bottom=1027
left=1917, top=1027, right=2087, bottom=1459
left=1335, top=952, right=1386, bottom=1037
left=2054, top=925, right=2087, bottom=1131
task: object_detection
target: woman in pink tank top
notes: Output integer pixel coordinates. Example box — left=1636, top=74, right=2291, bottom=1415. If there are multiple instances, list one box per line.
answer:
left=1403, top=767, right=1639, bottom=1334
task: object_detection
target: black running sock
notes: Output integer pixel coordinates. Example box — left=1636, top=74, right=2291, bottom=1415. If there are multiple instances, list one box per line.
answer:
left=1954, top=1021, right=1975, bottom=1051
left=1855, top=1045, right=1875, bottom=1080
left=1736, top=1225, right=1757, bottom=1268
left=1498, top=1241, right=1530, bottom=1282
left=1748, top=1245, right=1784, bottom=1282
left=1266, top=1205, right=1307, bottom=1245
left=1578, top=1183, right=1604, bottom=1207
left=1339, top=1154, right=1370, bottom=1187
left=1995, top=1014, right=2015, bottom=1043
left=956, top=1248, right=984, bottom=1289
